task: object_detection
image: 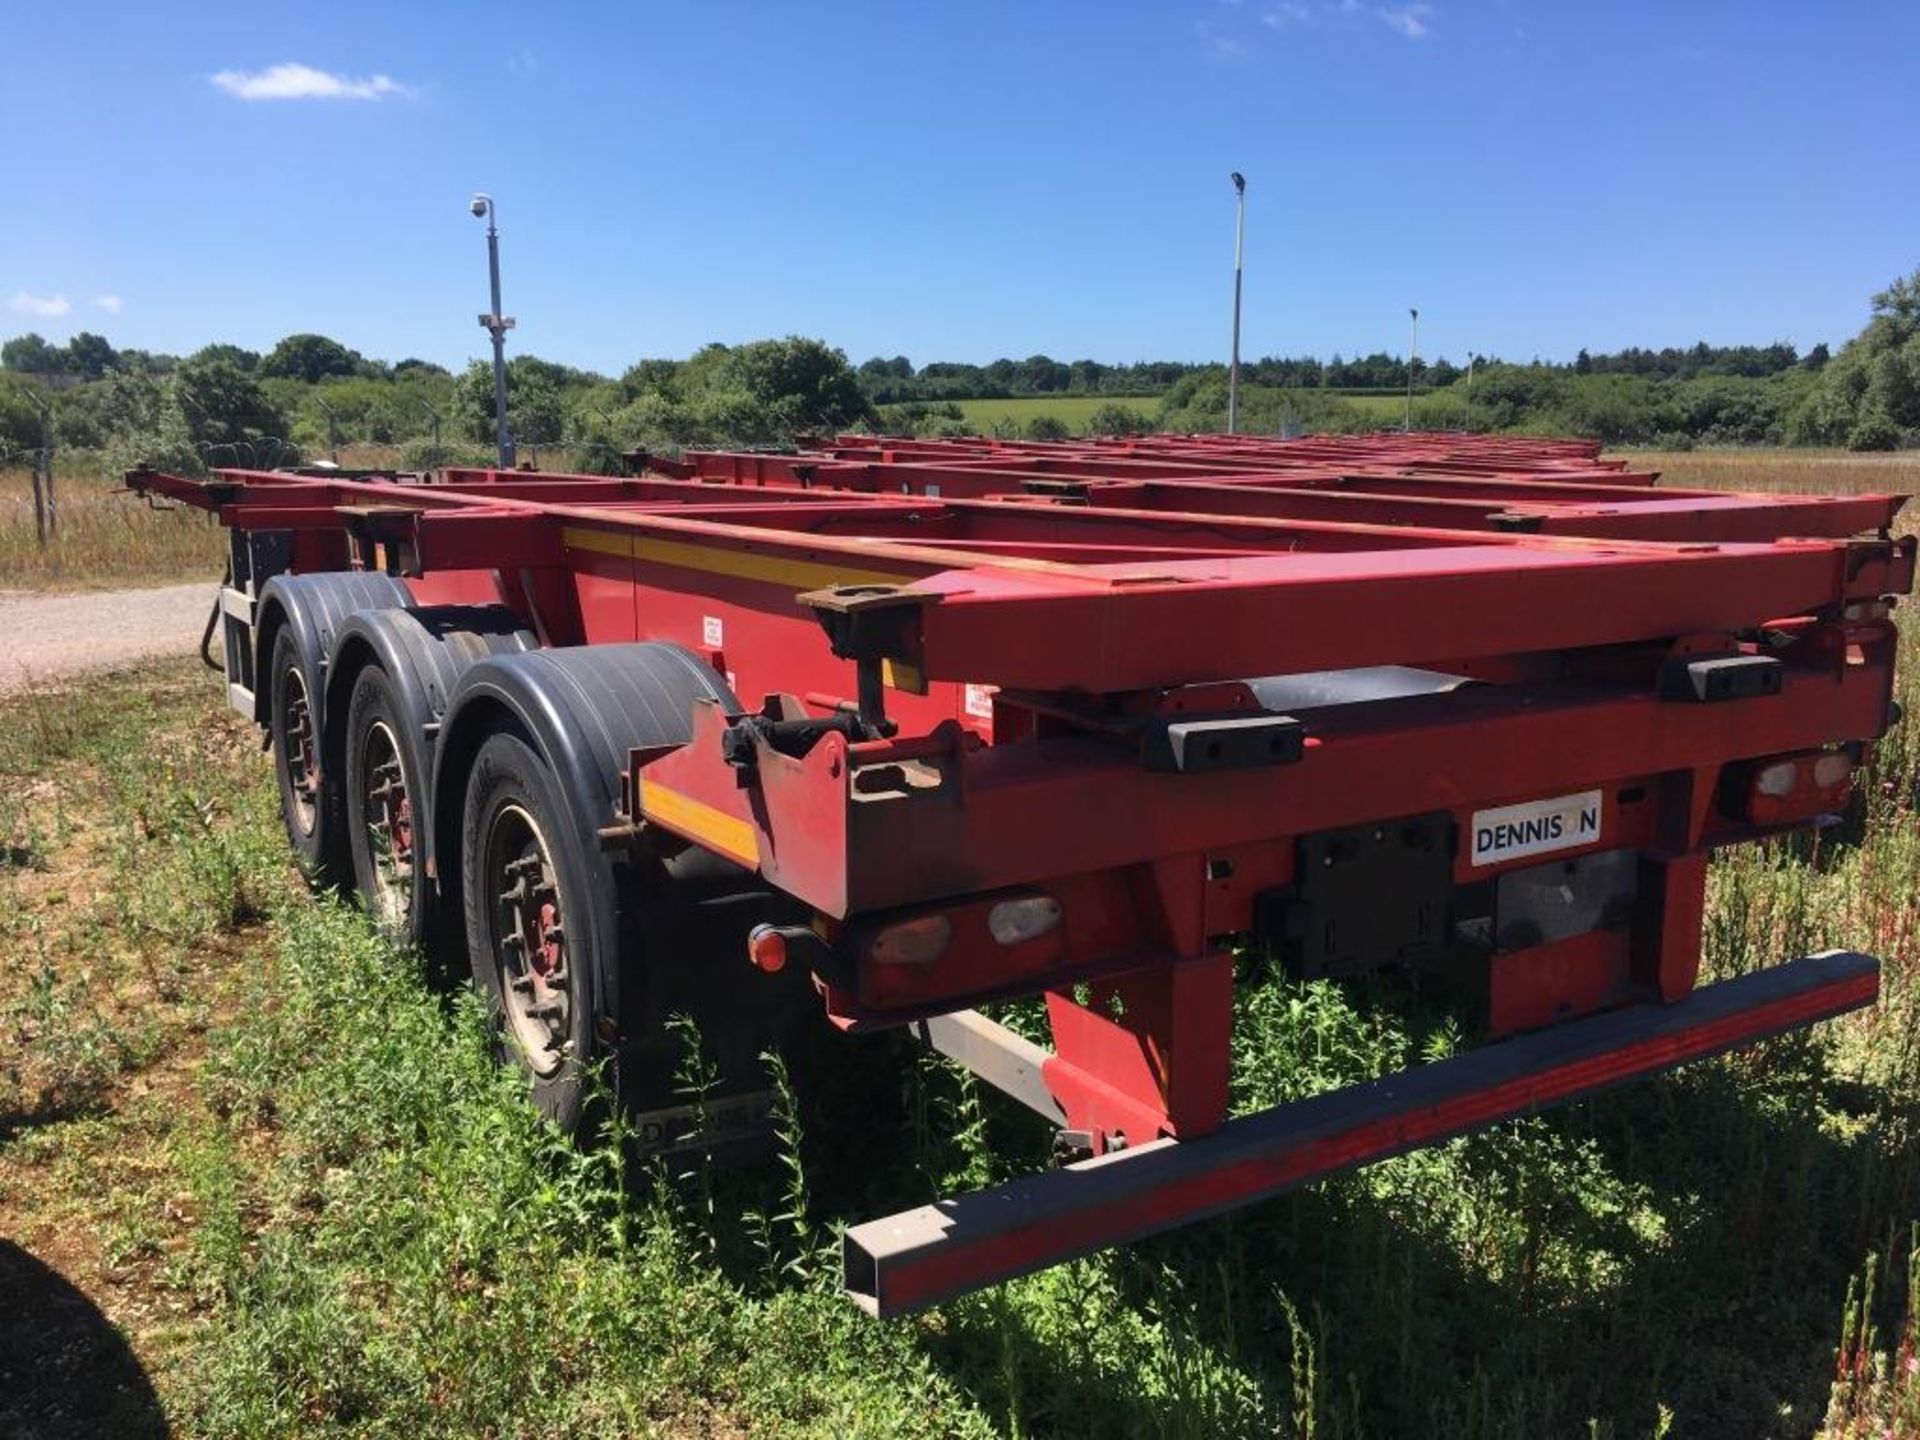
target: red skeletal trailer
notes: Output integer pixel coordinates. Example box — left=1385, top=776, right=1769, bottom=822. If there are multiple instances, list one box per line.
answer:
left=131, top=431, right=1911, bottom=1314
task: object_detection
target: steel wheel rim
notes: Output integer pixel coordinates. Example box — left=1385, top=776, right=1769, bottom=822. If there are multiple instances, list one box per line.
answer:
left=279, top=665, right=318, bottom=834
left=359, top=719, right=413, bottom=928
left=483, top=801, right=571, bottom=1077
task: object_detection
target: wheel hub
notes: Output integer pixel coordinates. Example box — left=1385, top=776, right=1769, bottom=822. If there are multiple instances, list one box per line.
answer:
left=486, top=804, right=571, bottom=1076
left=359, top=720, right=414, bottom=925
left=281, top=668, right=318, bottom=830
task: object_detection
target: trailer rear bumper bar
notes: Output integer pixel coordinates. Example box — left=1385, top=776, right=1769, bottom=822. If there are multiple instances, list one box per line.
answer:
left=842, top=949, right=1878, bottom=1316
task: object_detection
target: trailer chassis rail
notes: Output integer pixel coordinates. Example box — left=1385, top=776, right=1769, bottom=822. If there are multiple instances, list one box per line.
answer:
left=847, top=949, right=1878, bottom=1316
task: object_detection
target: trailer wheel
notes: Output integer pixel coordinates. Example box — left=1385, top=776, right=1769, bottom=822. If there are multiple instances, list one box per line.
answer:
left=343, top=664, right=429, bottom=945
left=268, top=626, right=344, bottom=885
left=461, top=727, right=610, bottom=1129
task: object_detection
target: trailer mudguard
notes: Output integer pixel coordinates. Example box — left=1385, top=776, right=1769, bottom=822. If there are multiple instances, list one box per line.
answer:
left=251, top=572, right=415, bottom=730
left=430, top=644, right=741, bottom=1027
left=322, top=604, right=537, bottom=882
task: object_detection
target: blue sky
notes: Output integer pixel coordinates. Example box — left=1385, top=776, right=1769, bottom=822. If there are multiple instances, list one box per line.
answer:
left=2, top=2, right=1915, bottom=375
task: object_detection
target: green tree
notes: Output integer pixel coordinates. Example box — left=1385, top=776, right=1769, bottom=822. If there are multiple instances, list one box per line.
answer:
left=175, top=356, right=289, bottom=450
left=66, top=331, right=117, bottom=380
left=2, top=333, right=65, bottom=375
left=191, top=342, right=261, bottom=372
left=708, top=337, right=874, bottom=431
left=0, top=375, right=45, bottom=454
left=259, top=333, right=364, bottom=383
left=621, top=358, right=682, bottom=400
left=512, top=382, right=566, bottom=451
left=1848, top=409, right=1902, bottom=451
left=55, top=371, right=167, bottom=448
left=1791, top=269, right=1920, bottom=445
left=1086, top=402, right=1150, bottom=437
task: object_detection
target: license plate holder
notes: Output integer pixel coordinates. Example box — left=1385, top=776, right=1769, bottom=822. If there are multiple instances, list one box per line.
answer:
left=1264, top=811, right=1455, bottom=979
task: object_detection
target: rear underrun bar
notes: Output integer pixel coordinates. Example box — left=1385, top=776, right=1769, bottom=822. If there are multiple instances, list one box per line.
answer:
left=842, top=950, right=1878, bottom=1317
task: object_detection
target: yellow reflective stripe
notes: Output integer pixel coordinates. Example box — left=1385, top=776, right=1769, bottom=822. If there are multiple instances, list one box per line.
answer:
left=562, top=526, right=913, bottom=591
left=562, top=527, right=633, bottom=559
left=639, top=778, right=760, bottom=866
left=880, top=657, right=927, bottom=694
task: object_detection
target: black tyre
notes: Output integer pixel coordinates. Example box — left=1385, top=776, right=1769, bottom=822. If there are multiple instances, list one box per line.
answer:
left=268, top=626, right=344, bottom=885
left=343, top=664, right=432, bottom=947
left=461, top=728, right=614, bottom=1132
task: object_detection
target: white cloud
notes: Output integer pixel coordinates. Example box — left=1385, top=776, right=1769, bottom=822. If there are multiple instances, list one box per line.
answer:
left=1378, top=4, right=1433, bottom=38
left=90, top=294, right=124, bottom=314
left=1263, top=1, right=1313, bottom=25
left=210, top=62, right=409, bottom=102
left=1195, top=20, right=1249, bottom=60
left=8, top=292, right=70, bottom=318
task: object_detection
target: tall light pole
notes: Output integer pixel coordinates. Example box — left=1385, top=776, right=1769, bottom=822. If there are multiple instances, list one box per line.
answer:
left=1227, top=171, right=1246, bottom=435
left=1404, top=307, right=1419, bottom=432
left=470, top=192, right=517, bottom=468
left=1463, top=353, right=1476, bottom=431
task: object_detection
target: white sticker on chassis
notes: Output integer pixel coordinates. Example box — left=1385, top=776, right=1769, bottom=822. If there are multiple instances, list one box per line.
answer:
left=1469, top=790, right=1602, bottom=867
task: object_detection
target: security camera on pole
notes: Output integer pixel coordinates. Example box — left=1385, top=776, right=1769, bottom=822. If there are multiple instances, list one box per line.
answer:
left=471, top=192, right=517, bottom=469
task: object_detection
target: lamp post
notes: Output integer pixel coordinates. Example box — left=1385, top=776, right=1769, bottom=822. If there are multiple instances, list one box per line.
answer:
left=470, top=192, right=517, bottom=468
left=1227, top=171, right=1246, bottom=435
left=1464, top=353, right=1476, bottom=431
left=1404, top=307, right=1419, bottom=432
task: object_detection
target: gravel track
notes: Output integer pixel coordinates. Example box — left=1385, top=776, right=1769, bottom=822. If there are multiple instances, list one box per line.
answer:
left=0, top=583, right=219, bottom=695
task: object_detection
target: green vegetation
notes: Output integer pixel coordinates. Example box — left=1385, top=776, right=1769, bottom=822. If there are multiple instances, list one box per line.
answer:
left=0, top=334, right=880, bottom=484
left=3, top=269, right=1916, bottom=491
left=8, top=469, right=1920, bottom=1432
left=1785, top=273, right=1920, bottom=450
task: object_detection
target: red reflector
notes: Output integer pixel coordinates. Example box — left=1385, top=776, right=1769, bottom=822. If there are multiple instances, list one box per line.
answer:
left=748, top=924, right=788, bottom=974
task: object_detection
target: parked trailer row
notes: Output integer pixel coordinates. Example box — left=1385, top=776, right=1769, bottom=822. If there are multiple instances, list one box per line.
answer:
left=130, top=432, right=1912, bottom=1314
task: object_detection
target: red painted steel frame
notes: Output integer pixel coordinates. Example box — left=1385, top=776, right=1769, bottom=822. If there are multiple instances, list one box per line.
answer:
left=130, top=432, right=1909, bottom=1172
left=844, top=950, right=1880, bottom=1317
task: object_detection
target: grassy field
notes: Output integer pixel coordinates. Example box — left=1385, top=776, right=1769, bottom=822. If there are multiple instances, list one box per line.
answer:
left=893, top=390, right=1423, bottom=436
left=1, top=463, right=224, bottom=591
left=1634, top=448, right=1920, bottom=496
left=5, top=452, right=1920, bottom=1437
left=926, top=394, right=1163, bottom=432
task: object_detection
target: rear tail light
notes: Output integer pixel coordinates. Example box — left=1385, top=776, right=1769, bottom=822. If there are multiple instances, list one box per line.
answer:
left=1727, top=748, right=1856, bottom=826
left=987, top=894, right=1063, bottom=946
left=865, top=914, right=953, bottom=967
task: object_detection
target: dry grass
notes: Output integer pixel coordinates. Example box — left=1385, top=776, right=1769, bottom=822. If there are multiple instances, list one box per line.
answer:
left=0, top=465, right=224, bottom=592
left=1633, top=447, right=1920, bottom=496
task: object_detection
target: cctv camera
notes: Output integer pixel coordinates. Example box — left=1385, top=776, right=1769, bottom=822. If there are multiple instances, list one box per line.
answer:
left=470, top=195, right=488, bottom=217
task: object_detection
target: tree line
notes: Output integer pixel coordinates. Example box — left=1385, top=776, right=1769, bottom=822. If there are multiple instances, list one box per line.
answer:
left=2, top=267, right=1914, bottom=474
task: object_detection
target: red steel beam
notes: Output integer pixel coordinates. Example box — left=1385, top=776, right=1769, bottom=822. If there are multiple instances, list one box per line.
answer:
left=871, top=534, right=1914, bottom=693
left=841, top=949, right=1879, bottom=1316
